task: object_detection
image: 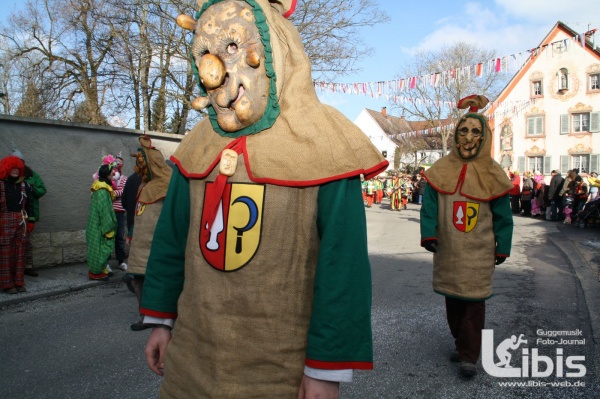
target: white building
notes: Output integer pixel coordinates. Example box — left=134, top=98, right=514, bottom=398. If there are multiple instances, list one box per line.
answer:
left=354, top=107, right=448, bottom=171
left=353, top=107, right=401, bottom=171
left=487, top=22, right=600, bottom=178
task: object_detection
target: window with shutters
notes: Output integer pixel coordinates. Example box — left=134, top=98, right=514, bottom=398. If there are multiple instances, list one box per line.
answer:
left=573, top=113, right=590, bottom=132
left=526, top=115, right=544, bottom=136
left=527, top=156, right=544, bottom=174
left=561, top=112, right=600, bottom=134
left=572, top=155, right=590, bottom=174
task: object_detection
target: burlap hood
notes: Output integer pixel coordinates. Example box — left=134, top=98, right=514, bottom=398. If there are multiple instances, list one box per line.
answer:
left=137, top=136, right=173, bottom=204
left=172, top=0, right=388, bottom=185
left=423, top=113, right=512, bottom=201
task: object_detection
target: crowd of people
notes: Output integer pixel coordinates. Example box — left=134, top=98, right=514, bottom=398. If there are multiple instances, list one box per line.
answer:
left=507, top=167, right=600, bottom=226
left=362, top=170, right=428, bottom=211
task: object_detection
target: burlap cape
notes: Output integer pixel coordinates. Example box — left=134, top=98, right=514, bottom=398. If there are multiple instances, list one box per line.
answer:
left=136, top=136, right=172, bottom=204
left=423, top=114, right=512, bottom=200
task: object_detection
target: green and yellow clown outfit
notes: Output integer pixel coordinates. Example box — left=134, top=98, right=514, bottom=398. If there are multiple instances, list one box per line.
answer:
left=140, top=0, right=387, bottom=397
left=86, top=180, right=116, bottom=278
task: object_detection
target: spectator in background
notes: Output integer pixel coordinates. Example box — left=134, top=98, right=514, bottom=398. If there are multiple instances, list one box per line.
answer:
left=509, top=169, right=521, bottom=214
left=531, top=171, right=546, bottom=218
left=121, top=163, right=143, bottom=245
left=11, top=149, right=46, bottom=277
left=0, top=156, right=35, bottom=293
left=587, top=172, right=599, bottom=202
left=86, top=163, right=117, bottom=281
left=112, top=153, right=128, bottom=272
left=520, top=171, right=534, bottom=217
left=547, top=170, right=564, bottom=221
left=417, top=174, right=427, bottom=205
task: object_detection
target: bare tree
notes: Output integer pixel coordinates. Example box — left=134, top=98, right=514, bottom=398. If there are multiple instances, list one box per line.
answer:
left=0, top=0, right=390, bottom=131
left=392, top=42, right=510, bottom=155
left=291, top=0, right=389, bottom=81
left=0, top=0, right=118, bottom=125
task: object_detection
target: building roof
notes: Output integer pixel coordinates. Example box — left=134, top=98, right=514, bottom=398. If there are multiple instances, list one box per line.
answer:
left=489, top=21, right=600, bottom=107
left=364, top=108, right=453, bottom=141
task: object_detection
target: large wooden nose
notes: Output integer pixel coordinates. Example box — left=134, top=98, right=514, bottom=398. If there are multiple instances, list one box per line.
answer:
left=199, top=54, right=226, bottom=90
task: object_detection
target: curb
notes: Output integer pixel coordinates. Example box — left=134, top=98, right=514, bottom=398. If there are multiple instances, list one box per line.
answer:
left=0, top=280, right=108, bottom=308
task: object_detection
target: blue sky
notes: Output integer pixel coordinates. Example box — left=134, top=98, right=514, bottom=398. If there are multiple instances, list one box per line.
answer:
left=316, top=0, right=600, bottom=121
left=1, top=0, right=599, bottom=122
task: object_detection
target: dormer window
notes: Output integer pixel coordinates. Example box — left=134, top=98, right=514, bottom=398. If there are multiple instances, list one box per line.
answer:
left=558, top=68, right=569, bottom=91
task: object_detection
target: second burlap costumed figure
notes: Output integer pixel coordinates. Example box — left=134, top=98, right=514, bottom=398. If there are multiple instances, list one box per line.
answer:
left=420, top=95, right=513, bottom=379
left=140, top=1, right=388, bottom=398
left=126, top=135, right=172, bottom=332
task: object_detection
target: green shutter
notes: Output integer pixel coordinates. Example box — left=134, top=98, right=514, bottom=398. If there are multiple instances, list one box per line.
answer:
left=591, top=154, right=600, bottom=174
left=560, top=114, right=570, bottom=134
left=536, top=117, right=543, bottom=135
left=518, top=156, right=526, bottom=173
left=590, top=112, right=600, bottom=133
left=543, top=156, right=551, bottom=175
left=560, top=155, right=569, bottom=174
left=527, top=117, right=534, bottom=135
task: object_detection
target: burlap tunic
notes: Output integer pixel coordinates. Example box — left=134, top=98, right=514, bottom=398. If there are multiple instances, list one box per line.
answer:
left=160, top=157, right=319, bottom=398
left=126, top=200, right=163, bottom=275
left=432, top=189, right=496, bottom=299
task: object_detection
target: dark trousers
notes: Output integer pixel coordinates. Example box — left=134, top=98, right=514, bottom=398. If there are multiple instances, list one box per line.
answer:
left=521, top=199, right=532, bottom=216
left=445, top=297, right=485, bottom=364
left=510, top=195, right=521, bottom=213
left=115, top=212, right=126, bottom=263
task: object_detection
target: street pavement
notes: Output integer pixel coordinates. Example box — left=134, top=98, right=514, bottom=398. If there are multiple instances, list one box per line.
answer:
left=1, top=199, right=599, bottom=398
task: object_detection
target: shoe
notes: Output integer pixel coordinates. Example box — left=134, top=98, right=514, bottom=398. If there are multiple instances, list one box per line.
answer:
left=119, top=262, right=128, bottom=271
left=4, top=287, right=17, bottom=294
left=104, top=264, right=114, bottom=277
left=460, top=361, right=477, bottom=378
left=24, top=269, right=39, bottom=277
left=450, top=350, right=460, bottom=363
left=16, top=286, right=26, bottom=293
left=122, top=274, right=135, bottom=294
left=130, top=320, right=152, bottom=331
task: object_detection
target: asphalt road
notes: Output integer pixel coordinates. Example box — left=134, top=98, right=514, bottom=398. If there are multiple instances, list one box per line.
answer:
left=0, top=199, right=598, bottom=398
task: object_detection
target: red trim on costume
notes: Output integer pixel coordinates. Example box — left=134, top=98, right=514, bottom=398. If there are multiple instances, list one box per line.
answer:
left=423, top=164, right=511, bottom=201
left=140, top=308, right=178, bottom=319
left=172, top=137, right=389, bottom=187
left=282, top=0, right=297, bottom=18
left=305, top=359, right=373, bottom=370
left=496, top=254, right=510, bottom=258
left=88, top=271, right=109, bottom=280
left=420, top=237, right=437, bottom=246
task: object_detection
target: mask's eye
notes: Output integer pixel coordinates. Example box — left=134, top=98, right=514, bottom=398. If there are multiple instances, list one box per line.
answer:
left=227, top=43, right=238, bottom=54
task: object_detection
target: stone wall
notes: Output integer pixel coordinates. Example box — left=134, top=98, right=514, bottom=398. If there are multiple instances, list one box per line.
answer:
left=0, top=115, right=182, bottom=268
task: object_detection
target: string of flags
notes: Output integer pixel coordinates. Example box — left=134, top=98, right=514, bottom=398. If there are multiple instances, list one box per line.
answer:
left=314, top=28, right=598, bottom=101
left=391, top=99, right=534, bottom=139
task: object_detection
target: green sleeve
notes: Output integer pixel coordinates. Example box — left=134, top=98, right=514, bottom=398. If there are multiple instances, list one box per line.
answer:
left=305, top=176, right=373, bottom=369
left=420, top=184, right=439, bottom=244
left=491, top=194, right=513, bottom=256
left=141, top=167, right=190, bottom=318
left=30, top=171, right=47, bottom=199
